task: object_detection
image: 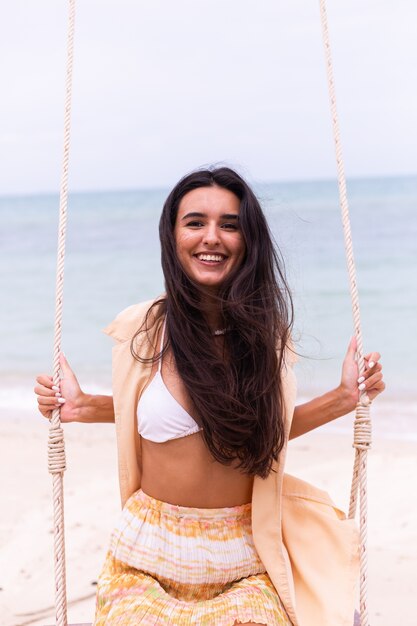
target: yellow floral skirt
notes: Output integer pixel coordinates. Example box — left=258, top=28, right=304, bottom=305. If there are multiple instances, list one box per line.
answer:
left=94, top=489, right=291, bottom=625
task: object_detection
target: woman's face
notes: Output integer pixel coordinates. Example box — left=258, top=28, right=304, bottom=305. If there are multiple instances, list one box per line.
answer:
left=174, top=186, right=245, bottom=291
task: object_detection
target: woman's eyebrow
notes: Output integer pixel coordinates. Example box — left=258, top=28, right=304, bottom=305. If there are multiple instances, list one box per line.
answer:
left=181, top=212, right=239, bottom=221
left=221, top=214, right=239, bottom=220
left=181, top=212, right=205, bottom=220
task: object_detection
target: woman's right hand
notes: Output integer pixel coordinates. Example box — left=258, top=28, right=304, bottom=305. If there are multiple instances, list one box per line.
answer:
left=34, top=353, right=84, bottom=423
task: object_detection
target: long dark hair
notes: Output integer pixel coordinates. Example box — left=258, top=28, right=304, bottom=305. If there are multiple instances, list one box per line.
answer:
left=132, top=166, right=294, bottom=478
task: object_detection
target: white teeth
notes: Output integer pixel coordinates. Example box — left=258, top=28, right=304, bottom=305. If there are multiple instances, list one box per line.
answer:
left=197, top=254, right=225, bottom=262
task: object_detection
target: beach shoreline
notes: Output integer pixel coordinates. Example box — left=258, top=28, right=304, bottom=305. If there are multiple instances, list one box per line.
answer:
left=1, top=405, right=416, bottom=626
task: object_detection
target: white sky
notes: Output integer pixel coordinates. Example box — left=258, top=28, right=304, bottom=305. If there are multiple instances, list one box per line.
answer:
left=1, top=0, right=416, bottom=194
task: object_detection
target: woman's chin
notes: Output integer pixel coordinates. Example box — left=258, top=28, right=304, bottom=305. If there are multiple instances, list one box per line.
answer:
left=192, top=277, right=224, bottom=294
left=190, top=271, right=225, bottom=288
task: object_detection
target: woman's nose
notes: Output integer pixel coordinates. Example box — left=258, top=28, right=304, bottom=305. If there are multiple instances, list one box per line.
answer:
left=202, top=225, right=220, bottom=246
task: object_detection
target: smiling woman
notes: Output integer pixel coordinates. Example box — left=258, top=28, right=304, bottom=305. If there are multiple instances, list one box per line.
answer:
left=35, top=166, right=385, bottom=626
left=96, top=167, right=297, bottom=625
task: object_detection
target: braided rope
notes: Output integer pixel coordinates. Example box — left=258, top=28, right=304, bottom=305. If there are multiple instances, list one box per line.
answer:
left=47, top=1, right=76, bottom=624
left=318, top=2, right=372, bottom=624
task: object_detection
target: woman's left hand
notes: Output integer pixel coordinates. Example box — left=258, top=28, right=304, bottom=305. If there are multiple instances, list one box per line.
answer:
left=339, top=336, right=385, bottom=409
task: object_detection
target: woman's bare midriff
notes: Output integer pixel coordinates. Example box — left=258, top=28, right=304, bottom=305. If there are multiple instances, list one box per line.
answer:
left=140, top=434, right=254, bottom=508
left=139, top=340, right=254, bottom=508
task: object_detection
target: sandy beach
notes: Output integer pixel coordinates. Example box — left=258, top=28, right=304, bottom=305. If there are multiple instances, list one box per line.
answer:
left=1, top=401, right=416, bottom=626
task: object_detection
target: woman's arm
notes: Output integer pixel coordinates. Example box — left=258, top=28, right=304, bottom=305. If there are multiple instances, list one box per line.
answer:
left=290, top=336, right=385, bottom=440
left=290, top=387, right=355, bottom=439
left=35, top=353, right=115, bottom=424
left=74, top=392, right=115, bottom=424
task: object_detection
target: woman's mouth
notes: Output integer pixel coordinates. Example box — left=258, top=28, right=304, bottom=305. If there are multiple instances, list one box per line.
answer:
left=194, top=253, right=227, bottom=265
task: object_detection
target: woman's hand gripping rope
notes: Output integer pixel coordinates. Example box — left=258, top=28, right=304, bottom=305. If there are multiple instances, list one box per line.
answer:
left=338, top=336, right=385, bottom=410
left=34, top=353, right=84, bottom=422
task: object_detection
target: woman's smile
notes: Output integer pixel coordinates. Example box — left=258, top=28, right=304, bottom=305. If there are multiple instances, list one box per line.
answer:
left=193, top=252, right=227, bottom=265
left=195, top=252, right=226, bottom=261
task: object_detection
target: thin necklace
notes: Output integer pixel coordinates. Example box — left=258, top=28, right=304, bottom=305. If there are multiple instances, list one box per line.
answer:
left=213, top=328, right=228, bottom=336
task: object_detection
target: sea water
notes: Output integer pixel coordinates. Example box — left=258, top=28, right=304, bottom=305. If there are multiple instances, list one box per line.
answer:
left=1, top=175, right=416, bottom=432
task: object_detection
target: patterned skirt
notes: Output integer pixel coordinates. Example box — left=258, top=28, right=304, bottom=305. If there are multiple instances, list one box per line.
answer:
left=94, top=489, right=291, bottom=625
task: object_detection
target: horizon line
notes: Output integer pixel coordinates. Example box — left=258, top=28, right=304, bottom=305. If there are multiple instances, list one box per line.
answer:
left=1, top=171, right=416, bottom=201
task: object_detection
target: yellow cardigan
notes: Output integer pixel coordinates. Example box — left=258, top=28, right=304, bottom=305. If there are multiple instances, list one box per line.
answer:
left=103, top=299, right=359, bottom=626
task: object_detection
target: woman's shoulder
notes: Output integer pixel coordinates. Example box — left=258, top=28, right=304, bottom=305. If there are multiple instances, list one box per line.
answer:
left=102, top=295, right=165, bottom=343
left=274, top=333, right=298, bottom=368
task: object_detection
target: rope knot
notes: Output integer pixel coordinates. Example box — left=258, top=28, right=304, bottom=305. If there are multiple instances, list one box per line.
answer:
left=353, top=402, right=372, bottom=451
left=48, top=424, right=67, bottom=474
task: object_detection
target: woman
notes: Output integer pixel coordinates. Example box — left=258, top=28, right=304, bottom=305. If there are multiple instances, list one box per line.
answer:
left=35, top=167, right=384, bottom=626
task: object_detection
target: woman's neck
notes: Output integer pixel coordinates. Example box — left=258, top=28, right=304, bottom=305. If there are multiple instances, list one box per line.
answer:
left=199, top=293, right=223, bottom=333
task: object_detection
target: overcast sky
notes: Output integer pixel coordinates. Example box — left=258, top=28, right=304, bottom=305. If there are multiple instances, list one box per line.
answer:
left=1, top=0, right=416, bottom=194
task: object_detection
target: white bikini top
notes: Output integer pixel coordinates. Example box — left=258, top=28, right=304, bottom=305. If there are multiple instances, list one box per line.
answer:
left=137, top=320, right=203, bottom=443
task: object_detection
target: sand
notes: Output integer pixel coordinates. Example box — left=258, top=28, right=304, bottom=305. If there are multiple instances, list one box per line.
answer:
left=0, top=402, right=416, bottom=626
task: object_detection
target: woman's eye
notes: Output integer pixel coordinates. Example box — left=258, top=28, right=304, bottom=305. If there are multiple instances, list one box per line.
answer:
left=184, top=221, right=238, bottom=230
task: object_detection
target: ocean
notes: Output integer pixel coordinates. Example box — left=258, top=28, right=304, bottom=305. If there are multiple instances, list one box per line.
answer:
left=1, top=175, right=416, bottom=434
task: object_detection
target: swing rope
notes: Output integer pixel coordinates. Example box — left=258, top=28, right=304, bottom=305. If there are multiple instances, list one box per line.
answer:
left=48, top=0, right=76, bottom=624
left=48, top=2, right=371, bottom=625
left=319, top=2, right=372, bottom=625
